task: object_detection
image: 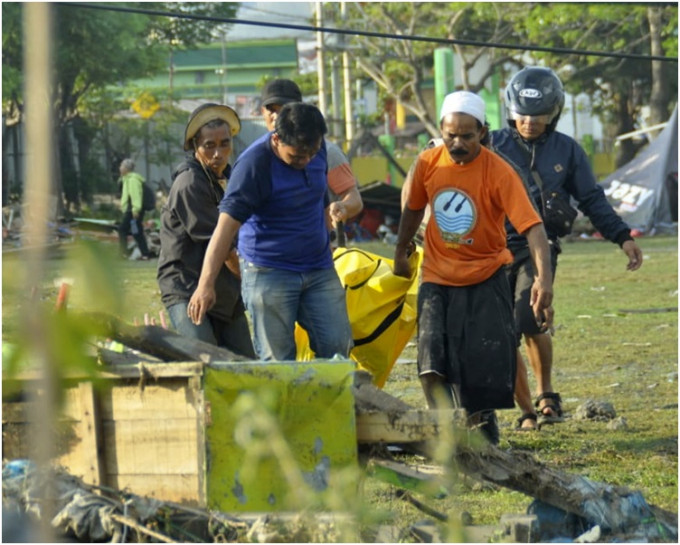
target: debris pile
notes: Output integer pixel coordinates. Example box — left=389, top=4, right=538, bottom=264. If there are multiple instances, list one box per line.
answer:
left=2, top=461, right=348, bottom=543
left=2, top=204, right=161, bottom=258
left=2, top=204, right=74, bottom=252
left=3, top=317, right=678, bottom=543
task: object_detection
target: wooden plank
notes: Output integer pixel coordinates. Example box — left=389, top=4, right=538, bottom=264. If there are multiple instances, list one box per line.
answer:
left=189, top=375, right=207, bottom=507
left=99, top=381, right=200, bottom=421
left=356, top=409, right=467, bottom=443
left=366, top=459, right=449, bottom=498
left=78, top=382, right=105, bottom=486
left=106, top=473, right=202, bottom=505
left=4, top=361, right=204, bottom=381
left=60, top=386, right=84, bottom=421
left=102, top=419, right=200, bottom=474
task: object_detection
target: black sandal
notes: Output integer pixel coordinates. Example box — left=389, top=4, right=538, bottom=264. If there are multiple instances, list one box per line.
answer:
left=535, top=392, right=564, bottom=424
left=515, top=413, right=539, bottom=431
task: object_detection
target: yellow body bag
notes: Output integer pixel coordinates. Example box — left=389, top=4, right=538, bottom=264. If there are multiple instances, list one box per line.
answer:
left=296, top=247, right=422, bottom=388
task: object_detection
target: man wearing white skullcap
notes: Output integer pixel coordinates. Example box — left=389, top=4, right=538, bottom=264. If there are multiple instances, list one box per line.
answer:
left=393, top=90, right=554, bottom=444
left=439, top=90, right=487, bottom=126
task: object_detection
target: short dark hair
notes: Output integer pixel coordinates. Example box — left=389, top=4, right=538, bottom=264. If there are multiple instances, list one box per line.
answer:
left=275, top=103, right=327, bottom=149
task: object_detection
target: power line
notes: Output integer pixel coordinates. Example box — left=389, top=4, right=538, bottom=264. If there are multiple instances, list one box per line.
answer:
left=237, top=4, right=312, bottom=22
left=58, top=2, right=678, bottom=64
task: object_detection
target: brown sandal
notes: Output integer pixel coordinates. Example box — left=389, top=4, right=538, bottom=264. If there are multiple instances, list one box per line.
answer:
left=535, top=392, right=564, bottom=424
left=516, top=413, right=539, bottom=431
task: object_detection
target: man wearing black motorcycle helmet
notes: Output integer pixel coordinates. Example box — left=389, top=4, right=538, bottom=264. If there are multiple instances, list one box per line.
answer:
left=489, top=67, right=643, bottom=431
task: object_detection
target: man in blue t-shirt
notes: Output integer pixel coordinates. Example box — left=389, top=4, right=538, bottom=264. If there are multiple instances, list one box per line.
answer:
left=188, top=102, right=353, bottom=361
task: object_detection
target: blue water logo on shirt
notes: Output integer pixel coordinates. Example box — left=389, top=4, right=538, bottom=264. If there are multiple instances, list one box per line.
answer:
left=433, top=189, right=476, bottom=246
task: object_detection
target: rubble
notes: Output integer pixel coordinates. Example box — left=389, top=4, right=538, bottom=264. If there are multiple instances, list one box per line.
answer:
left=2, top=462, right=351, bottom=543
left=573, top=400, right=617, bottom=421
left=2, top=204, right=161, bottom=258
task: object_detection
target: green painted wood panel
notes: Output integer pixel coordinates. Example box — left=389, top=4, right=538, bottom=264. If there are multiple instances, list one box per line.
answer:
left=204, top=361, right=358, bottom=511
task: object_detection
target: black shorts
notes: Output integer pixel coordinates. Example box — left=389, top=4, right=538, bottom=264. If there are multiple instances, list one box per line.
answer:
left=506, top=244, right=559, bottom=339
left=416, top=268, right=516, bottom=413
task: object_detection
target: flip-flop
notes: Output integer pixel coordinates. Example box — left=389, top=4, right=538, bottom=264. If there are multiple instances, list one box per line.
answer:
left=535, top=392, right=564, bottom=424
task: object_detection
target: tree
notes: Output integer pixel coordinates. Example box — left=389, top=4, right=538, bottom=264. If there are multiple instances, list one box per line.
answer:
left=329, top=2, right=677, bottom=166
left=501, top=2, right=678, bottom=166
left=334, top=2, right=521, bottom=138
left=1, top=2, right=240, bottom=214
left=647, top=4, right=676, bottom=125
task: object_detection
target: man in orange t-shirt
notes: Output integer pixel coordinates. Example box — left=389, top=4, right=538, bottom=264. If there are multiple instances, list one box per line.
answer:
left=394, top=91, right=554, bottom=444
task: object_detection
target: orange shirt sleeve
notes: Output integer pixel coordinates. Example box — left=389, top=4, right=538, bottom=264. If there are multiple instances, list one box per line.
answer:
left=327, top=162, right=356, bottom=196
left=405, top=155, right=429, bottom=210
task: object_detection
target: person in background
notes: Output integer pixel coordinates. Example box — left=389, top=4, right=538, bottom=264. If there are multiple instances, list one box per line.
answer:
left=489, top=67, right=643, bottom=429
left=118, top=158, right=152, bottom=260
left=188, top=102, right=353, bottom=362
left=394, top=91, right=554, bottom=444
left=260, top=78, right=363, bottom=231
left=157, top=103, right=255, bottom=358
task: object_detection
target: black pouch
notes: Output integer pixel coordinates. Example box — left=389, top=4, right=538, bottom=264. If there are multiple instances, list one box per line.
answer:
left=543, top=192, right=578, bottom=237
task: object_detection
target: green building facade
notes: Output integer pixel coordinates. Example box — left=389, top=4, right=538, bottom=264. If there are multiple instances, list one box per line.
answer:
left=139, top=39, right=299, bottom=117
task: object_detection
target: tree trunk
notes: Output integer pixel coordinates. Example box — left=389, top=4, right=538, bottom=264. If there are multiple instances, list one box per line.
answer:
left=85, top=312, right=251, bottom=364
left=51, top=125, right=66, bottom=220
left=454, top=444, right=677, bottom=539
left=353, top=373, right=677, bottom=540
left=613, top=90, right=642, bottom=168
left=73, top=117, right=94, bottom=207
left=59, top=123, right=81, bottom=215
left=647, top=6, right=671, bottom=126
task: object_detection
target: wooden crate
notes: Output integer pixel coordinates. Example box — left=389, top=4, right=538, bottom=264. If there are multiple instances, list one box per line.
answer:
left=3, top=363, right=206, bottom=506
left=3, top=360, right=358, bottom=511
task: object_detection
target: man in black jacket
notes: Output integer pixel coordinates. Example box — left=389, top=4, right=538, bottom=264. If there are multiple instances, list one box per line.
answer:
left=490, top=67, right=643, bottom=428
left=157, top=103, right=255, bottom=357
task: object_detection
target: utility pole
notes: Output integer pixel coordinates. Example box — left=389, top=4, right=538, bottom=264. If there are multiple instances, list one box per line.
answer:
left=221, top=32, right=228, bottom=104
left=168, top=48, right=174, bottom=107
left=315, top=2, right=327, bottom=116
left=331, top=56, right=342, bottom=139
left=341, top=2, right=354, bottom=147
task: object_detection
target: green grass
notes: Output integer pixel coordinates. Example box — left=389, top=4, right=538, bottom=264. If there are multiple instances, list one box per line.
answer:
left=377, top=235, right=679, bottom=526
left=2, top=235, right=677, bottom=533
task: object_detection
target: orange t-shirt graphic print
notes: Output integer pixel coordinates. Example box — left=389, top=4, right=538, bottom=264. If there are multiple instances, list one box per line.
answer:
left=432, top=188, right=476, bottom=246
left=407, top=146, right=541, bottom=287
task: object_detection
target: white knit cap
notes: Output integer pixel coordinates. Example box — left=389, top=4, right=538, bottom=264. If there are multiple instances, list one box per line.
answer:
left=439, top=91, right=486, bottom=125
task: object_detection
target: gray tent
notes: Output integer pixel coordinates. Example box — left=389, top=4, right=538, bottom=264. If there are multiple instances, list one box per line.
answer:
left=600, top=106, right=678, bottom=235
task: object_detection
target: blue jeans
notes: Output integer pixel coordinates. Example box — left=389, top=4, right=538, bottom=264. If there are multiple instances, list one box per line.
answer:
left=166, top=301, right=256, bottom=358
left=240, top=260, right=353, bottom=361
